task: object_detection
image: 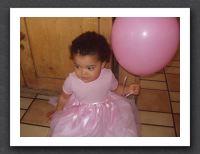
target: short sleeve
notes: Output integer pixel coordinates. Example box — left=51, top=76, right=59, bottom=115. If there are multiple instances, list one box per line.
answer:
left=110, top=71, right=118, bottom=90
left=62, top=74, right=73, bottom=94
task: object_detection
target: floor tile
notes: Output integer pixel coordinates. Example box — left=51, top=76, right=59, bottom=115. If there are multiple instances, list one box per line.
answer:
left=20, top=123, right=49, bottom=137
left=173, top=49, right=180, bottom=61
left=166, top=74, right=180, bottom=92
left=20, top=109, right=26, bottom=119
left=173, top=114, right=180, bottom=136
left=165, top=67, right=180, bottom=74
left=35, top=90, right=59, bottom=96
left=157, top=69, right=165, bottom=73
left=156, top=68, right=164, bottom=74
left=139, top=111, right=174, bottom=126
left=20, top=65, right=181, bottom=138
left=20, top=88, right=36, bottom=92
left=21, top=87, right=59, bottom=96
left=169, top=92, right=180, bottom=102
left=118, top=67, right=139, bottom=85
left=36, top=94, right=54, bottom=100
left=21, top=99, right=55, bottom=127
left=137, top=89, right=171, bottom=112
left=21, top=88, right=38, bottom=95
left=140, top=80, right=167, bottom=90
left=171, top=102, right=180, bottom=114
left=167, top=61, right=180, bottom=67
left=141, top=124, right=176, bottom=137
left=141, top=73, right=166, bottom=82
left=20, top=98, right=33, bottom=109
left=20, top=91, right=37, bottom=98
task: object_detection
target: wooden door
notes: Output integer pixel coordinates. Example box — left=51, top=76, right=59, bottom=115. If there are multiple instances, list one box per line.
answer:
left=20, top=17, right=112, bottom=92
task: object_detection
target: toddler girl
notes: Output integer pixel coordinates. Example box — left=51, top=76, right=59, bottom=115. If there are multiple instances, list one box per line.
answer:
left=48, top=31, right=140, bottom=137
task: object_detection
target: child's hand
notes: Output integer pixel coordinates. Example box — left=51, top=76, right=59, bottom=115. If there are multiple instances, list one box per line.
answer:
left=126, top=83, right=140, bottom=96
left=47, top=106, right=64, bottom=120
left=46, top=110, right=56, bottom=120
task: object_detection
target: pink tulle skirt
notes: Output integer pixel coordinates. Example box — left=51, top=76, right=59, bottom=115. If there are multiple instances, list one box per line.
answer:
left=49, top=92, right=140, bottom=137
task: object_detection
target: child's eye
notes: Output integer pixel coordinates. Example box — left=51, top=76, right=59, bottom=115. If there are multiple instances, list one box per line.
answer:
left=74, top=64, right=79, bottom=69
left=87, top=66, right=95, bottom=70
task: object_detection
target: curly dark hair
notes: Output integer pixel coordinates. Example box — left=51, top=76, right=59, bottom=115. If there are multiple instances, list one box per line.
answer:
left=69, top=31, right=111, bottom=62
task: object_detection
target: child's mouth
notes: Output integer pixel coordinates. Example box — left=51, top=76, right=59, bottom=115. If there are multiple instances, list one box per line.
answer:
left=81, top=77, right=89, bottom=82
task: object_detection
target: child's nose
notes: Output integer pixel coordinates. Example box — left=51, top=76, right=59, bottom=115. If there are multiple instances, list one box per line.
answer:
left=81, top=69, right=87, bottom=76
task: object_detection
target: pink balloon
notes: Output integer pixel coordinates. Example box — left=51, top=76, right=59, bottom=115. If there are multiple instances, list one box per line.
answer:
left=111, top=17, right=180, bottom=76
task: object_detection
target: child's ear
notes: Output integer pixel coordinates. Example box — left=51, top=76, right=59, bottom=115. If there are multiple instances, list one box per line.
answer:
left=101, top=62, right=106, bottom=68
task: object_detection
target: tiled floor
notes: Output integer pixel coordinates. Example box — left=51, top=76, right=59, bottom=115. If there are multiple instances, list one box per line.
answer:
left=20, top=51, right=180, bottom=137
left=138, top=50, right=180, bottom=137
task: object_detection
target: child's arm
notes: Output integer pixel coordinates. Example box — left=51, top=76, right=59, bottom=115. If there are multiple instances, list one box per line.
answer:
left=47, top=91, right=71, bottom=120
left=55, top=91, right=71, bottom=111
left=113, top=83, right=140, bottom=96
left=56, top=92, right=71, bottom=111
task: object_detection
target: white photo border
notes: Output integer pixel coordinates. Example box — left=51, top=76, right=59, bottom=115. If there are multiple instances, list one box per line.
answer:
left=10, top=8, right=190, bottom=146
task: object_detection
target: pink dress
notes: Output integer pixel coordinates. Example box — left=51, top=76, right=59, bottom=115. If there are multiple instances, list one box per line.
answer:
left=49, top=68, right=140, bottom=137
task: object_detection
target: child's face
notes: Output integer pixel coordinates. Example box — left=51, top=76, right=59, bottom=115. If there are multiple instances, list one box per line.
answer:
left=73, top=54, right=105, bottom=83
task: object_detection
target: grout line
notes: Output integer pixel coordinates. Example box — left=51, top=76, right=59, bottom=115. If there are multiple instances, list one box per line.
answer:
left=141, top=123, right=174, bottom=128
left=140, top=79, right=166, bottom=82
left=20, top=109, right=28, bottom=121
left=20, top=93, right=51, bottom=129
left=34, top=98, right=50, bottom=101
left=20, top=107, right=28, bottom=110
left=173, top=112, right=180, bottom=115
left=20, top=109, right=27, bottom=121
left=163, top=69, right=178, bottom=137
left=20, top=96, right=36, bottom=99
left=165, top=66, right=180, bottom=68
left=140, top=88, right=168, bottom=92
left=139, top=109, right=173, bottom=114
left=140, top=87, right=180, bottom=93
left=20, top=121, right=50, bottom=128
left=20, top=96, right=38, bottom=122
left=172, top=101, right=180, bottom=103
